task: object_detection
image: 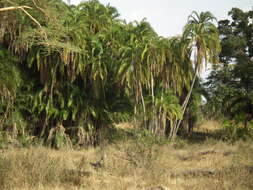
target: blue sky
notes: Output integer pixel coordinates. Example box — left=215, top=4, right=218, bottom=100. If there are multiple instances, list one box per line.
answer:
left=67, top=0, right=252, bottom=37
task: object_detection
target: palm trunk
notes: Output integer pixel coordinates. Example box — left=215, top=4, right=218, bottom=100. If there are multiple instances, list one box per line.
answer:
left=171, top=69, right=198, bottom=139
left=139, top=82, right=147, bottom=129
left=151, top=71, right=156, bottom=133
left=40, top=113, right=48, bottom=137
left=171, top=42, right=201, bottom=139
left=168, top=120, right=174, bottom=139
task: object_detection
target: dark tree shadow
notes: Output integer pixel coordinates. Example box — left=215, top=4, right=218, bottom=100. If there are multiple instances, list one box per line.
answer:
left=179, top=130, right=224, bottom=144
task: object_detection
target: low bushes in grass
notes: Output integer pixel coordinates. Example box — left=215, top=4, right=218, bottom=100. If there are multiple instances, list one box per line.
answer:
left=221, top=120, right=253, bottom=142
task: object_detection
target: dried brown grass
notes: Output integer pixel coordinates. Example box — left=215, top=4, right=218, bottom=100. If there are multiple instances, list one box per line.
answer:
left=0, top=122, right=253, bottom=190
left=196, top=120, right=221, bottom=133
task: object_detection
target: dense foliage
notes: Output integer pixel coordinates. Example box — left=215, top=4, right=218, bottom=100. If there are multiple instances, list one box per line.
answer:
left=205, top=8, right=253, bottom=139
left=0, top=0, right=222, bottom=146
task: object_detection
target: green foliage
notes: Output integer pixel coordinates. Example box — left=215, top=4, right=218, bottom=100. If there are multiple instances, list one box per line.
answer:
left=186, top=81, right=205, bottom=126
left=0, top=48, right=20, bottom=94
left=222, top=120, right=253, bottom=141
left=133, top=129, right=169, bottom=146
left=101, top=126, right=168, bottom=147
left=205, top=8, right=253, bottom=131
left=154, top=91, right=182, bottom=121
left=0, top=47, right=22, bottom=125
left=0, top=0, right=222, bottom=144
left=46, top=124, right=72, bottom=149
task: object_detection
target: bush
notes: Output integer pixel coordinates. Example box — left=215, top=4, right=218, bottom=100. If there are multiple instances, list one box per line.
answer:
left=222, top=120, right=253, bottom=141
left=132, top=129, right=168, bottom=147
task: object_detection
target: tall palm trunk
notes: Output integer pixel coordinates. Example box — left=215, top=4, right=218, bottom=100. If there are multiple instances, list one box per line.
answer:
left=172, top=67, right=198, bottom=139
left=170, top=11, right=221, bottom=139
left=151, top=67, right=156, bottom=133
left=139, top=82, right=147, bottom=129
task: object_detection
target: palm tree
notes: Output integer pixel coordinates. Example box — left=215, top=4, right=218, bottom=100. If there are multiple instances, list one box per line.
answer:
left=0, top=1, right=222, bottom=144
left=173, top=11, right=221, bottom=138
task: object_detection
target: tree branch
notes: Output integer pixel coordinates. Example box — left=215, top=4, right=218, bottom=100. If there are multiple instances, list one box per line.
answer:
left=0, top=6, right=41, bottom=28
left=19, top=7, right=42, bottom=28
left=0, top=6, right=31, bottom=12
left=32, top=0, right=47, bottom=16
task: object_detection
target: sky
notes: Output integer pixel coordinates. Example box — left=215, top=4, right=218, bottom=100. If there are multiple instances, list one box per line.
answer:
left=67, top=0, right=252, bottom=37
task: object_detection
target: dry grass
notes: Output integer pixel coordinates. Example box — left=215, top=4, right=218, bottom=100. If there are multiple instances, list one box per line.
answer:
left=115, top=122, right=135, bottom=130
left=197, top=120, right=221, bottom=133
left=0, top=122, right=253, bottom=190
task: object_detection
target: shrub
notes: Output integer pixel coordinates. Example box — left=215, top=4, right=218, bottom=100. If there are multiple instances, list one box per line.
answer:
left=222, top=120, right=253, bottom=141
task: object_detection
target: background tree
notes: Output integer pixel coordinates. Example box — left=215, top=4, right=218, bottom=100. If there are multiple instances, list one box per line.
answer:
left=205, top=8, right=253, bottom=130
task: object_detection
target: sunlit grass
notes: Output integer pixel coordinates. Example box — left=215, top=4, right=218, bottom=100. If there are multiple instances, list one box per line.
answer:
left=0, top=122, right=253, bottom=190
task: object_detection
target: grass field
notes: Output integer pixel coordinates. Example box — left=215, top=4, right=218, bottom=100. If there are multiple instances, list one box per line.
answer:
left=0, top=121, right=253, bottom=190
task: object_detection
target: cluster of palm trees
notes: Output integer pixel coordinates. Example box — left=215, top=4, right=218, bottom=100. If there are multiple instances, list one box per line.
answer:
left=0, top=0, right=220, bottom=144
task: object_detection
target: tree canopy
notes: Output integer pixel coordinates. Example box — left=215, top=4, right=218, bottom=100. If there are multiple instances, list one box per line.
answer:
left=205, top=8, right=253, bottom=131
left=3, top=0, right=251, bottom=146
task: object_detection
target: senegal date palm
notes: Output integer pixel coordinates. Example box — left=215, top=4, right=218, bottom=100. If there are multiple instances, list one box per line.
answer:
left=0, top=0, right=222, bottom=144
left=173, top=11, right=221, bottom=138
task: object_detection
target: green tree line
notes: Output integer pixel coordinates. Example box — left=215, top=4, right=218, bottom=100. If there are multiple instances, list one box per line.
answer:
left=205, top=7, right=253, bottom=140
left=2, top=0, right=251, bottom=146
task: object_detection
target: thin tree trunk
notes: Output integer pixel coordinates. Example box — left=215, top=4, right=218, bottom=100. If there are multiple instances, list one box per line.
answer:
left=244, top=120, right=248, bottom=129
left=151, top=70, right=155, bottom=133
left=168, top=120, right=174, bottom=139
left=139, top=82, right=147, bottom=129
left=40, top=113, right=48, bottom=137
left=171, top=69, right=198, bottom=139
left=171, top=44, right=202, bottom=139
left=134, top=104, right=137, bottom=123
